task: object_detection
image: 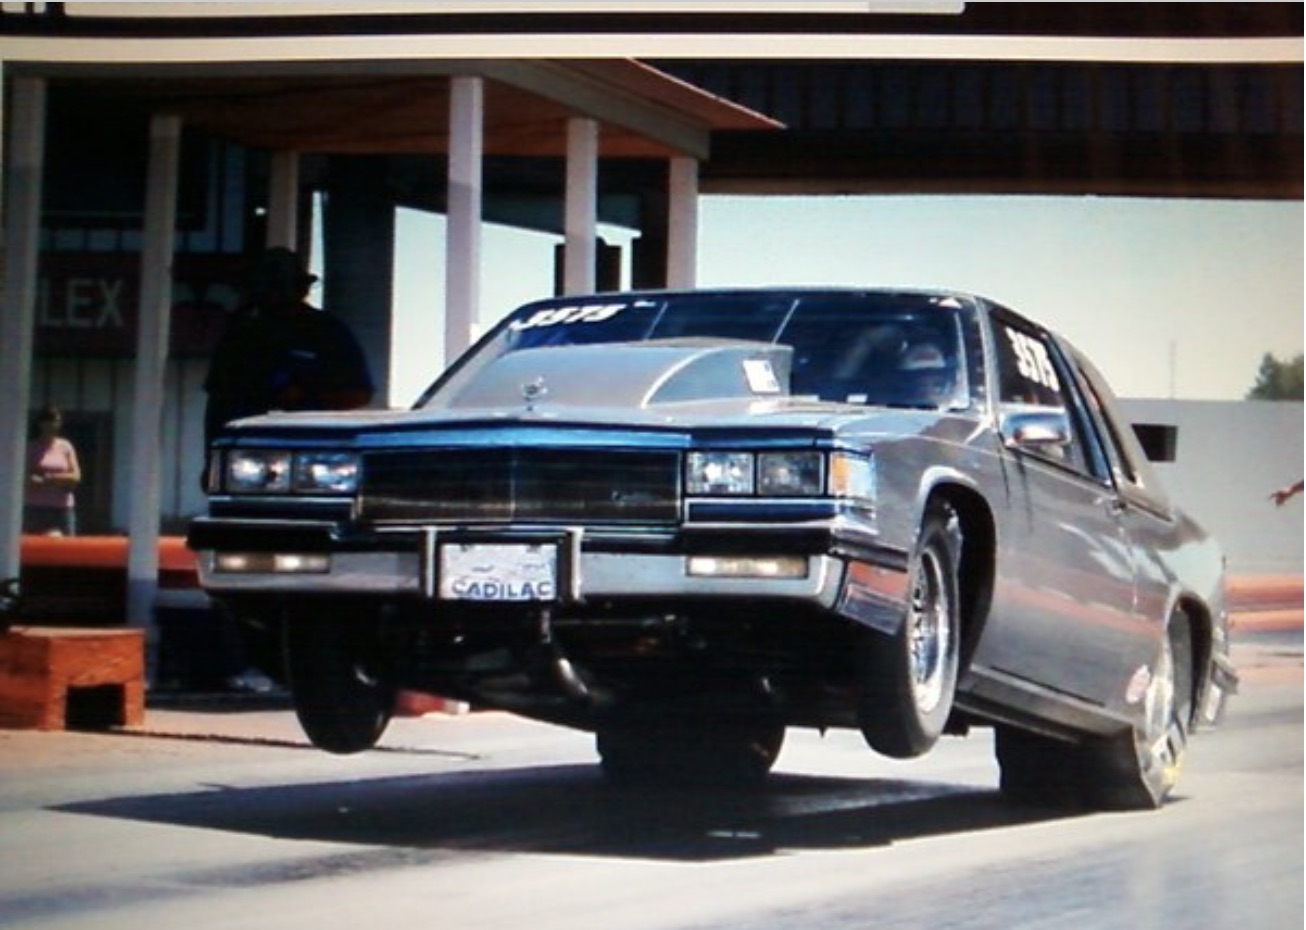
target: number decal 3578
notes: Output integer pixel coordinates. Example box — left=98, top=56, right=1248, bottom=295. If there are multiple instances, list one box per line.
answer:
left=510, top=303, right=626, bottom=331
left=1005, top=327, right=1061, bottom=393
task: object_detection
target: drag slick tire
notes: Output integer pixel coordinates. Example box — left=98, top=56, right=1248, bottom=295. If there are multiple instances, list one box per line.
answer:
left=858, top=499, right=962, bottom=759
left=996, top=612, right=1194, bottom=811
left=285, top=612, right=395, bottom=755
left=596, top=716, right=785, bottom=786
left=1085, top=612, right=1193, bottom=810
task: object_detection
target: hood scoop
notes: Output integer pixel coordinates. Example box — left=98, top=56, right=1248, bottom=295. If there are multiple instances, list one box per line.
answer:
left=447, top=339, right=793, bottom=411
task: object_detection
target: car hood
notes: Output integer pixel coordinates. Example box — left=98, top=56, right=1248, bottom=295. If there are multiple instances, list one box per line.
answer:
left=223, top=339, right=961, bottom=437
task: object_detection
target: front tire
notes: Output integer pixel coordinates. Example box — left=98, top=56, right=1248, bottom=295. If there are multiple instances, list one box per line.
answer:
left=858, top=500, right=962, bottom=759
left=285, top=612, right=395, bottom=755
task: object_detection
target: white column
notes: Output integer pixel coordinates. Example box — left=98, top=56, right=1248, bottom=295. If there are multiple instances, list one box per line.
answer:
left=667, top=156, right=699, bottom=289
left=564, top=116, right=598, bottom=295
left=266, top=149, right=300, bottom=249
left=126, top=114, right=181, bottom=665
left=445, top=76, right=483, bottom=365
left=0, top=76, right=46, bottom=585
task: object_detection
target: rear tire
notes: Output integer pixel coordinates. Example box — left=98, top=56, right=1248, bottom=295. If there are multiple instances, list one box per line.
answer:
left=597, top=717, right=785, bottom=786
left=286, top=613, right=395, bottom=755
left=1084, top=614, right=1193, bottom=810
left=995, top=614, right=1194, bottom=811
left=995, top=725, right=1087, bottom=808
left=859, top=500, right=962, bottom=759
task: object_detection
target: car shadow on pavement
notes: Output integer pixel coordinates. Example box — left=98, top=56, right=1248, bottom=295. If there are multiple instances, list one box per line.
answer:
left=55, top=763, right=1085, bottom=864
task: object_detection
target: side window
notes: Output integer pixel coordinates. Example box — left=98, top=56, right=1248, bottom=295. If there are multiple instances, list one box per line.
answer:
left=995, top=321, right=1062, bottom=407
left=1072, top=365, right=1138, bottom=487
left=992, top=316, right=1093, bottom=476
left=1072, top=352, right=1171, bottom=512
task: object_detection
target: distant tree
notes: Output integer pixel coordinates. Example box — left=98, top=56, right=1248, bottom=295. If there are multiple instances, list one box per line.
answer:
left=1246, top=352, right=1304, bottom=400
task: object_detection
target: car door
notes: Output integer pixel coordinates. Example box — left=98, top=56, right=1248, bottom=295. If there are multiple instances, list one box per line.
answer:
left=976, top=310, right=1153, bottom=708
left=1066, top=349, right=1180, bottom=668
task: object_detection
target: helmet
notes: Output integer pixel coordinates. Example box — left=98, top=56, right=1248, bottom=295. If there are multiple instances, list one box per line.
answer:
left=899, top=341, right=948, bottom=371
left=897, top=340, right=956, bottom=407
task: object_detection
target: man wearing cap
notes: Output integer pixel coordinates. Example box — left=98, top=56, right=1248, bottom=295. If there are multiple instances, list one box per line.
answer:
left=203, top=247, right=375, bottom=453
left=200, top=247, right=375, bottom=693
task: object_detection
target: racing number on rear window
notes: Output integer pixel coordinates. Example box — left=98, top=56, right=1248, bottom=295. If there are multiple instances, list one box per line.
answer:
left=1004, top=327, right=1061, bottom=393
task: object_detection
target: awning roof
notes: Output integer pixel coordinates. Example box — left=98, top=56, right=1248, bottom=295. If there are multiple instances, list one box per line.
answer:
left=36, top=59, right=783, bottom=160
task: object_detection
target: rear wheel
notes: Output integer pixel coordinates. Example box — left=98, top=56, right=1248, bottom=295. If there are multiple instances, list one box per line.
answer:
left=285, top=613, right=395, bottom=755
left=995, top=725, right=1087, bottom=807
left=859, top=500, right=962, bottom=759
left=597, top=717, right=785, bottom=786
left=995, top=614, right=1194, bottom=811
left=1084, top=614, right=1193, bottom=810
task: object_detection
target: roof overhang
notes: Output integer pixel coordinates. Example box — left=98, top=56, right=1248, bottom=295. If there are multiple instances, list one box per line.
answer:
left=3, top=49, right=780, bottom=161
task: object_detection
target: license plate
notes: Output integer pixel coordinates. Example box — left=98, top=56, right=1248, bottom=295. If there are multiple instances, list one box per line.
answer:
left=438, top=542, right=558, bottom=602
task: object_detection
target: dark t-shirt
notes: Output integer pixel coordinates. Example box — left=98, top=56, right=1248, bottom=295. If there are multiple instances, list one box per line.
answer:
left=204, top=303, right=374, bottom=446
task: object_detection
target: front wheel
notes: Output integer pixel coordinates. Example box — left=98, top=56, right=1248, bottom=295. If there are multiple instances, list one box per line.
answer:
left=858, top=500, right=962, bottom=759
left=285, top=612, right=395, bottom=755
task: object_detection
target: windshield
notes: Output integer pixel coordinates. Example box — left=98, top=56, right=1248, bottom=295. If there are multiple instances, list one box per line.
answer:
left=419, top=291, right=973, bottom=410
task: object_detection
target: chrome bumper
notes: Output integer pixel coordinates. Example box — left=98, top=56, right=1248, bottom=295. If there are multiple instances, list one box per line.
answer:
left=194, top=546, right=846, bottom=605
left=188, top=518, right=912, bottom=631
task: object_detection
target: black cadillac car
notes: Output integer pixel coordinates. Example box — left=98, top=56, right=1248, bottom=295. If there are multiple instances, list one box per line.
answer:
left=188, top=288, right=1237, bottom=809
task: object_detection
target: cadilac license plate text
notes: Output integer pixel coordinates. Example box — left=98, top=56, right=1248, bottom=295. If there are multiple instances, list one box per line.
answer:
left=438, top=542, right=558, bottom=601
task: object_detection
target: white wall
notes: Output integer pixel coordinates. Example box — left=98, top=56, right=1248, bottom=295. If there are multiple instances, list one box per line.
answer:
left=1122, top=399, right=1304, bottom=575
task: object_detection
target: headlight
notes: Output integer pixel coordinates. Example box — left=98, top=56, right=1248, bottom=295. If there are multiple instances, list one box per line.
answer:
left=293, top=452, right=361, bottom=494
left=219, top=449, right=361, bottom=495
left=686, top=451, right=755, bottom=496
left=687, top=449, right=872, bottom=499
left=226, top=450, right=292, bottom=494
left=757, top=451, right=823, bottom=496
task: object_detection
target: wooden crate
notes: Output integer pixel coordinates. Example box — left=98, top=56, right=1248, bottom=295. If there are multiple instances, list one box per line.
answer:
left=0, top=627, right=145, bottom=730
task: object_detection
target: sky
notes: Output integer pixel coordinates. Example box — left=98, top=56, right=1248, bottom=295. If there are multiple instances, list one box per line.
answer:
left=389, top=194, right=1304, bottom=407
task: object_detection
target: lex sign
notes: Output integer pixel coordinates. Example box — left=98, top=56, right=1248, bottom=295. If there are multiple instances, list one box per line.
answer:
left=34, top=253, right=240, bottom=358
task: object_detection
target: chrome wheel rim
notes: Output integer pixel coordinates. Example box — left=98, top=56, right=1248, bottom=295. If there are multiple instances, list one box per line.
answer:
left=909, top=548, right=951, bottom=714
left=1141, top=634, right=1182, bottom=786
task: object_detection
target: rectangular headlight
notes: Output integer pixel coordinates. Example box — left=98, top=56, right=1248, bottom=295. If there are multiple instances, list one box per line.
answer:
left=758, top=451, right=824, bottom=496
left=226, top=450, right=292, bottom=494
left=686, top=451, right=755, bottom=496
left=293, top=452, right=361, bottom=494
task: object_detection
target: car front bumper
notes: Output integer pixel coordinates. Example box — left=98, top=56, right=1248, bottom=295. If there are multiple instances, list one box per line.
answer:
left=187, top=517, right=912, bottom=633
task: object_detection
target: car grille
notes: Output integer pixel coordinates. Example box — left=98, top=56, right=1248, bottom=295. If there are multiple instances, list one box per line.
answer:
left=359, top=448, right=681, bottom=525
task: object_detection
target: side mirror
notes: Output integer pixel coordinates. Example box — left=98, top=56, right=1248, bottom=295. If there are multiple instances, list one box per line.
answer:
left=1002, top=408, right=1072, bottom=452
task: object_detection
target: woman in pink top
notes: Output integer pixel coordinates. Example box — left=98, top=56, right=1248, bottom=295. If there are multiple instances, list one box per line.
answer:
left=24, top=405, right=81, bottom=536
